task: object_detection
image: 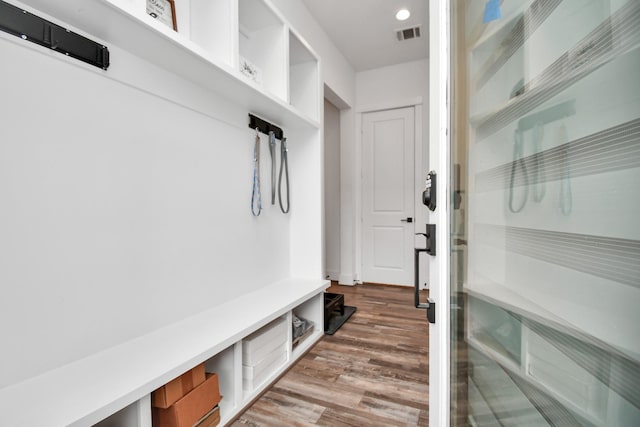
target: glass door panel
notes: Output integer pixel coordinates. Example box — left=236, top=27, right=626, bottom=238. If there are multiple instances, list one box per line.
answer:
left=450, top=0, right=640, bottom=425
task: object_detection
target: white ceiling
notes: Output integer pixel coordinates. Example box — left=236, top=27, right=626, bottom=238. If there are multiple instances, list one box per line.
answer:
left=301, top=0, right=429, bottom=72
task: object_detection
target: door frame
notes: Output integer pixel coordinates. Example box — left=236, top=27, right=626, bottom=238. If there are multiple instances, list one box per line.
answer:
left=428, top=0, right=451, bottom=425
left=354, top=100, right=426, bottom=285
left=323, top=97, right=343, bottom=282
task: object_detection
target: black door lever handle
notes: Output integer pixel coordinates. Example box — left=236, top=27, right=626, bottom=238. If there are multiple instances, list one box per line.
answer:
left=416, top=225, right=436, bottom=256
left=401, top=217, right=413, bottom=223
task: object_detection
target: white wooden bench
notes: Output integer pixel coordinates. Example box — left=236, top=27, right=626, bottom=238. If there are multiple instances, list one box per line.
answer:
left=0, top=278, right=328, bottom=426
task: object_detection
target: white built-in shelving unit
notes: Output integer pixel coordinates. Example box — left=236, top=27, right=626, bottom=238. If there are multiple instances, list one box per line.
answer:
left=0, top=278, right=328, bottom=427
left=12, top=0, right=320, bottom=128
left=0, top=0, right=325, bottom=425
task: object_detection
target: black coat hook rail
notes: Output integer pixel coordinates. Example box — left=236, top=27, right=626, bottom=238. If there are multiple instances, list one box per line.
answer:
left=249, top=114, right=284, bottom=140
left=0, top=0, right=110, bottom=70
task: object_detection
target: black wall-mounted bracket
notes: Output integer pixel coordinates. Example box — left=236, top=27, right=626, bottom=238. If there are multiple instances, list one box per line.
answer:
left=0, top=1, right=110, bottom=70
left=248, top=113, right=284, bottom=140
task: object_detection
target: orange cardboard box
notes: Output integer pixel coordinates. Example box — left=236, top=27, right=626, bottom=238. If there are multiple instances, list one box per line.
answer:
left=152, top=363, right=206, bottom=409
left=195, top=405, right=220, bottom=427
left=152, top=373, right=221, bottom=427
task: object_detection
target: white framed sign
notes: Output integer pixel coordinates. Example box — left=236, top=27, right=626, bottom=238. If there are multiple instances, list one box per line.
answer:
left=146, top=0, right=177, bottom=31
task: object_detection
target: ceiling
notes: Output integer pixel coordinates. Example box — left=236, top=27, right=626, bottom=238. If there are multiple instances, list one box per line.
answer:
left=300, top=0, right=429, bottom=72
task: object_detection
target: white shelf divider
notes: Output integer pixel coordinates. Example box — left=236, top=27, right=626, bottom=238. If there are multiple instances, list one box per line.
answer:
left=204, top=344, right=238, bottom=422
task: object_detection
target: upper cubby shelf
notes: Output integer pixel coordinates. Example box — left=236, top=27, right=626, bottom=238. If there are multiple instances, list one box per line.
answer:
left=190, top=0, right=236, bottom=67
left=12, top=0, right=320, bottom=130
left=238, top=0, right=287, bottom=102
left=289, top=29, right=319, bottom=122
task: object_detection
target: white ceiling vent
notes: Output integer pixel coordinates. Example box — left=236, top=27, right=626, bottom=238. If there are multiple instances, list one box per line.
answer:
left=396, top=26, right=421, bottom=41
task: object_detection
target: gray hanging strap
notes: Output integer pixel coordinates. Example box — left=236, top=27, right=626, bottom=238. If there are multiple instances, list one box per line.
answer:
left=269, top=131, right=277, bottom=205
left=559, top=124, right=572, bottom=216
left=508, top=129, right=528, bottom=213
left=531, top=122, right=546, bottom=203
left=278, top=137, right=290, bottom=214
left=251, top=128, right=262, bottom=216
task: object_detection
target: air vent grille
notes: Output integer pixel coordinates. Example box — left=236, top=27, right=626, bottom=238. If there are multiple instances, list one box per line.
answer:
left=396, top=26, right=421, bottom=41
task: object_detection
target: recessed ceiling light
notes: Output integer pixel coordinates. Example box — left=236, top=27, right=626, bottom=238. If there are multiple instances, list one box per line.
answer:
left=396, top=9, right=411, bottom=21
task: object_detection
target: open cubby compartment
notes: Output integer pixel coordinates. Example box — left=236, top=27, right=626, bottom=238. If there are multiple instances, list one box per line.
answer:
left=291, top=292, right=324, bottom=357
left=238, top=0, right=287, bottom=99
left=204, top=343, right=241, bottom=426
left=127, top=0, right=235, bottom=65
left=288, top=29, right=319, bottom=121
left=92, top=0, right=236, bottom=68
left=188, top=0, right=236, bottom=66
left=94, top=395, right=151, bottom=427
left=467, top=296, right=522, bottom=368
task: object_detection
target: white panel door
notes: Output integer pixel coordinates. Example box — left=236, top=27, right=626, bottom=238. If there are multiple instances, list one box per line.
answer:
left=362, top=107, right=415, bottom=285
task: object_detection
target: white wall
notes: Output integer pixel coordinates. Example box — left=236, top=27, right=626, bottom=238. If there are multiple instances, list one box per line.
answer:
left=354, top=59, right=430, bottom=283
left=356, top=59, right=429, bottom=111
left=324, top=99, right=341, bottom=279
left=0, top=25, right=297, bottom=388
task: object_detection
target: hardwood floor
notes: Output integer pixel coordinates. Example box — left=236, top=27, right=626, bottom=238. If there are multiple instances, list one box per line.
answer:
left=232, top=283, right=429, bottom=426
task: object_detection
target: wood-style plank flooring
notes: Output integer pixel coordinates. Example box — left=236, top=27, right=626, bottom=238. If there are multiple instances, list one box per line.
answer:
left=232, top=283, right=429, bottom=426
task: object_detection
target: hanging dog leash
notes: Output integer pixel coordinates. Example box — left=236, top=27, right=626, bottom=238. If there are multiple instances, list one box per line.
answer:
left=559, top=124, right=572, bottom=216
left=278, top=137, right=290, bottom=213
left=531, top=122, right=546, bottom=203
left=508, top=128, right=528, bottom=213
left=269, top=131, right=277, bottom=205
left=251, top=128, right=262, bottom=216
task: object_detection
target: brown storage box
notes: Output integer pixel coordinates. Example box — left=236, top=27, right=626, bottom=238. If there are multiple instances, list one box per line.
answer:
left=195, top=405, right=220, bottom=427
left=153, top=373, right=221, bottom=427
left=152, top=364, right=206, bottom=409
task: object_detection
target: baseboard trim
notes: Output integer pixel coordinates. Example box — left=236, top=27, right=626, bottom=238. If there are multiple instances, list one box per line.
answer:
left=325, top=271, right=340, bottom=281
left=338, top=274, right=354, bottom=286
left=361, top=281, right=414, bottom=288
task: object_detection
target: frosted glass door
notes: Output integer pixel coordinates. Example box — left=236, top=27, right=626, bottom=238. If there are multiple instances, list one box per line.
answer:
left=449, top=0, right=640, bottom=425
